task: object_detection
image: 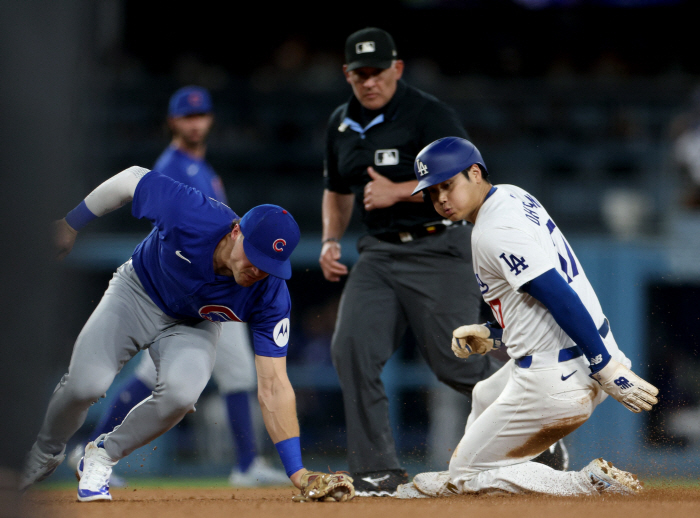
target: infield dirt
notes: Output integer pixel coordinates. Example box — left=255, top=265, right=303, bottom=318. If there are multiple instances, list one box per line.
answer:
left=23, top=486, right=700, bottom=518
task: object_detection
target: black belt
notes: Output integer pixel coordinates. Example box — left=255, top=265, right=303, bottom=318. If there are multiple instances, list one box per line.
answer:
left=374, top=220, right=464, bottom=244
left=516, top=318, right=610, bottom=369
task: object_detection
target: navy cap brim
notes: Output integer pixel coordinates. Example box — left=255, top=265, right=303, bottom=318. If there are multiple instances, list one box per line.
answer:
left=346, top=58, right=393, bottom=72
left=242, top=238, right=292, bottom=280
left=412, top=171, right=462, bottom=195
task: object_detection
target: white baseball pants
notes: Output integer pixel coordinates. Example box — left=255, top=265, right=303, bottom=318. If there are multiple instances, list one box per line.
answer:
left=450, top=339, right=629, bottom=496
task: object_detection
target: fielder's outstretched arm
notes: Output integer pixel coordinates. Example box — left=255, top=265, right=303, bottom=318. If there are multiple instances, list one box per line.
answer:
left=254, top=354, right=307, bottom=488
left=55, top=166, right=150, bottom=258
left=522, top=268, right=659, bottom=413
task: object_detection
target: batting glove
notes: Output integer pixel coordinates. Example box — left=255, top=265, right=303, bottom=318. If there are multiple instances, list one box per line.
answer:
left=590, top=359, right=659, bottom=413
left=452, top=323, right=503, bottom=358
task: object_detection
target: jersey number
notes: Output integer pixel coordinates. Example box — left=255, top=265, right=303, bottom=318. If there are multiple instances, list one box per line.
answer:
left=489, top=298, right=505, bottom=329
left=546, top=219, right=579, bottom=283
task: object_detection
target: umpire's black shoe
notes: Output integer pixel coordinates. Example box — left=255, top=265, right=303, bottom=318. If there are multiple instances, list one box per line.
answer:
left=353, top=469, right=409, bottom=497
left=532, top=439, right=570, bottom=471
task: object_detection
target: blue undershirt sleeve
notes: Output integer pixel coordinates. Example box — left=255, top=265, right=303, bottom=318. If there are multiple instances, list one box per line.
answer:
left=521, top=268, right=611, bottom=373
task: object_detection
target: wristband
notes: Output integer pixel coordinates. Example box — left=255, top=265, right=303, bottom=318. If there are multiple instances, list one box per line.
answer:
left=64, top=200, right=97, bottom=231
left=322, top=237, right=340, bottom=245
left=274, top=436, right=304, bottom=478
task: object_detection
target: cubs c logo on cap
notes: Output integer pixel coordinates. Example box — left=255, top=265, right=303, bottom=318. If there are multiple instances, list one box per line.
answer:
left=199, top=305, right=242, bottom=322
left=273, top=239, right=286, bottom=252
left=188, top=91, right=203, bottom=107
left=273, top=318, right=290, bottom=347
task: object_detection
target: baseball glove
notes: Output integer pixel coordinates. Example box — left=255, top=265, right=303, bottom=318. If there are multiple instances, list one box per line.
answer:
left=292, top=471, right=355, bottom=503
left=452, top=323, right=503, bottom=358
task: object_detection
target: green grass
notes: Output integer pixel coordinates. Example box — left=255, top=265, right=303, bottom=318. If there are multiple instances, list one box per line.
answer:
left=644, top=478, right=700, bottom=489
left=37, top=477, right=234, bottom=490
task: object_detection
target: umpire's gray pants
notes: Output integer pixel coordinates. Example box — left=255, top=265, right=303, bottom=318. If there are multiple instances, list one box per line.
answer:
left=36, top=260, right=220, bottom=460
left=331, top=226, right=502, bottom=473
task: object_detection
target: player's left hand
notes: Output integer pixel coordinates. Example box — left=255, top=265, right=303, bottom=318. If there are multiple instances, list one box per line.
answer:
left=452, top=324, right=502, bottom=358
left=53, top=218, right=78, bottom=260
left=292, top=471, right=355, bottom=503
left=591, top=359, right=659, bottom=413
left=363, top=167, right=398, bottom=211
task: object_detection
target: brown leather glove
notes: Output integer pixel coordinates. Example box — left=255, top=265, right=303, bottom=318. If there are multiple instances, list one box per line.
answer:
left=292, top=472, right=355, bottom=503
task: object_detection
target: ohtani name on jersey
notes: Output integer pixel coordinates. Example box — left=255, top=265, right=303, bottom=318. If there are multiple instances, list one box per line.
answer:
left=521, top=194, right=541, bottom=226
left=199, top=305, right=242, bottom=322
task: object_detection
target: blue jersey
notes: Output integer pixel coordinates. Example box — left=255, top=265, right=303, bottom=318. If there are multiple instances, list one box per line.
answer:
left=153, top=145, right=227, bottom=203
left=130, top=172, right=291, bottom=357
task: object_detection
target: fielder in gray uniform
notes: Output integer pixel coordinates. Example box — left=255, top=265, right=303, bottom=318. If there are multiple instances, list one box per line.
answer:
left=19, top=166, right=313, bottom=502
left=66, top=86, right=287, bottom=487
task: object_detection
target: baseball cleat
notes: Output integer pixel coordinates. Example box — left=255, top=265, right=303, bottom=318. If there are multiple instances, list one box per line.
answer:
left=18, top=442, right=66, bottom=492
left=413, top=471, right=460, bottom=498
left=395, top=483, right=429, bottom=499
left=583, top=458, right=643, bottom=495
left=76, top=454, right=128, bottom=488
left=353, top=469, right=408, bottom=497
left=77, top=437, right=118, bottom=502
left=228, top=457, right=290, bottom=487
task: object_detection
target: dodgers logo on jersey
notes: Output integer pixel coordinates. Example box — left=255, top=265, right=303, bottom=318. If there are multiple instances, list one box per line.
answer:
left=273, top=239, right=286, bottom=252
left=273, top=318, right=290, bottom=347
left=199, top=305, right=242, bottom=323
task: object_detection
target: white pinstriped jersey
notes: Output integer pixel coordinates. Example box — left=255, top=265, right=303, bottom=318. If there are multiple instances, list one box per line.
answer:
left=471, top=184, right=625, bottom=362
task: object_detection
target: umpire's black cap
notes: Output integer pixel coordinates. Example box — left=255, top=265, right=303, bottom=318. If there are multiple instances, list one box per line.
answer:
left=345, top=27, right=398, bottom=71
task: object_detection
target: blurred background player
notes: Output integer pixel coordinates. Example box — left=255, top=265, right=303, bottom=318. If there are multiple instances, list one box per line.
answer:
left=319, top=27, right=565, bottom=497
left=66, top=86, right=288, bottom=487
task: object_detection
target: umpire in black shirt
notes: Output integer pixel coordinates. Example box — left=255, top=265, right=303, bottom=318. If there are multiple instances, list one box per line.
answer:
left=320, top=27, right=503, bottom=497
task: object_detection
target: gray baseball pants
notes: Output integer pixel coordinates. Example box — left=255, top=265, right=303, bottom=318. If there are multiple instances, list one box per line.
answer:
left=36, top=260, right=221, bottom=460
left=331, top=225, right=503, bottom=474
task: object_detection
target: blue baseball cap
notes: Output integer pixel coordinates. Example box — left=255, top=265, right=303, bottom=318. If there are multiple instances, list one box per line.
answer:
left=168, top=86, right=213, bottom=117
left=412, top=137, right=488, bottom=195
left=239, top=205, right=300, bottom=280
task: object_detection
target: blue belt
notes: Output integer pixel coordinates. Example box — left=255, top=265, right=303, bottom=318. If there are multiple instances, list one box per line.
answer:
left=516, top=318, right=610, bottom=369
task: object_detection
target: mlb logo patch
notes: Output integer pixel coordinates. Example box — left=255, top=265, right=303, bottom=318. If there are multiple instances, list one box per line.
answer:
left=355, top=41, right=375, bottom=54
left=375, top=149, right=399, bottom=166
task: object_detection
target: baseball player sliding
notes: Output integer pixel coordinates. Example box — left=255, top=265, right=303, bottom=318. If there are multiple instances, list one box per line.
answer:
left=397, top=137, right=659, bottom=498
left=19, top=167, right=354, bottom=503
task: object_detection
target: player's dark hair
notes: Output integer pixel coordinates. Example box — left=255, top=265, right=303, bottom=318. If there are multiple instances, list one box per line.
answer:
left=230, top=218, right=241, bottom=230
left=461, top=164, right=489, bottom=181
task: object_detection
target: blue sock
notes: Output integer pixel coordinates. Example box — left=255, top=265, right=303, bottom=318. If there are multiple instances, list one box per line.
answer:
left=88, top=376, right=153, bottom=442
left=224, top=392, right=257, bottom=472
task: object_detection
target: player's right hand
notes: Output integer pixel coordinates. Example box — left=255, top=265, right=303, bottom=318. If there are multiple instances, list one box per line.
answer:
left=319, top=241, right=348, bottom=282
left=54, top=218, right=78, bottom=260
left=590, top=359, right=659, bottom=413
left=452, top=324, right=498, bottom=358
